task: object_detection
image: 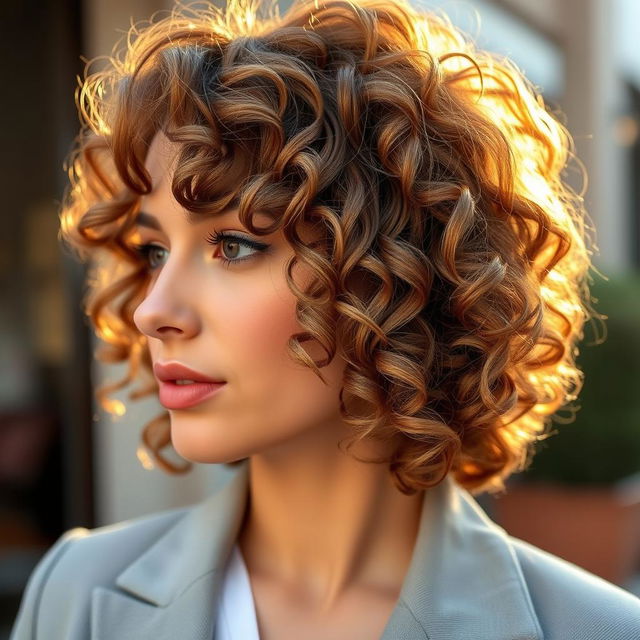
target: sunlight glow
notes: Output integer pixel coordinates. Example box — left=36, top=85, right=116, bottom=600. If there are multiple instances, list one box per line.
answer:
left=136, top=445, right=156, bottom=470
left=104, top=397, right=126, bottom=417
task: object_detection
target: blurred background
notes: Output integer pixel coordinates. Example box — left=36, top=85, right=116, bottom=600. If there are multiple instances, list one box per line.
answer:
left=1, top=0, right=639, bottom=635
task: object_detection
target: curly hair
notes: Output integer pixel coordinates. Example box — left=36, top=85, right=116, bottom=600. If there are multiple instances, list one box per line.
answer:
left=59, top=0, right=601, bottom=496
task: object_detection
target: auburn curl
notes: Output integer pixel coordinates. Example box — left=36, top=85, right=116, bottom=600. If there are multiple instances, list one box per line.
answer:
left=59, top=0, right=601, bottom=496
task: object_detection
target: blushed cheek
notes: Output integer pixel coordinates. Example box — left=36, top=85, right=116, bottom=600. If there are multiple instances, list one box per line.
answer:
left=234, top=255, right=313, bottom=360
left=244, top=292, right=297, bottom=359
left=217, top=272, right=301, bottom=379
left=230, top=270, right=339, bottom=393
left=220, top=250, right=345, bottom=413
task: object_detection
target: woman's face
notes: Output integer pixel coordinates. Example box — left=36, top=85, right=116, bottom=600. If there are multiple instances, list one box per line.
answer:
left=132, top=132, right=348, bottom=463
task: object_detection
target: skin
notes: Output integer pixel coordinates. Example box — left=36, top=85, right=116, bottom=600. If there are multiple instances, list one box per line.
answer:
left=132, top=132, right=425, bottom=639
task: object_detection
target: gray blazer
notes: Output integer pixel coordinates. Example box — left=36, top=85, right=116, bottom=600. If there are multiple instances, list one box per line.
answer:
left=10, top=459, right=640, bottom=639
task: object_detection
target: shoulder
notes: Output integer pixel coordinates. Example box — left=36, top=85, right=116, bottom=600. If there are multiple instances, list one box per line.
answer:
left=509, top=534, right=640, bottom=640
left=10, top=505, right=191, bottom=640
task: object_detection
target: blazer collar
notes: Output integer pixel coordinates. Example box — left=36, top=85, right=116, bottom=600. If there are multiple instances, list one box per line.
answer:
left=91, top=459, right=543, bottom=640
left=388, top=472, right=543, bottom=640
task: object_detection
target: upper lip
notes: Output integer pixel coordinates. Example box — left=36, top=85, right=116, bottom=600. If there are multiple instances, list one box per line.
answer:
left=153, top=362, right=226, bottom=383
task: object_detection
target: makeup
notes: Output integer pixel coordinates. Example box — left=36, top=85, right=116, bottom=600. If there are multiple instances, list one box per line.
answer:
left=159, top=380, right=226, bottom=409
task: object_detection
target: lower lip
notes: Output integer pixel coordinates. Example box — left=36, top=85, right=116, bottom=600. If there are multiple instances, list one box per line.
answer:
left=158, top=380, right=226, bottom=409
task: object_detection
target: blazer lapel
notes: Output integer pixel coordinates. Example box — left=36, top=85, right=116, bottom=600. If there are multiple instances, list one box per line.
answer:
left=380, top=475, right=543, bottom=640
left=91, top=459, right=543, bottom=640
left=90, top=461, right=250, bottom=640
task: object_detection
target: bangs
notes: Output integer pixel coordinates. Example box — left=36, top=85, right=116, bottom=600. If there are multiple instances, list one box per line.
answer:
left=104, top=33, right=330, bottom=237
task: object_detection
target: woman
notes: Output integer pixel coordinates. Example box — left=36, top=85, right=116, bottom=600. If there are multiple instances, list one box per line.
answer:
left=10, top=0, right=640, bottom=638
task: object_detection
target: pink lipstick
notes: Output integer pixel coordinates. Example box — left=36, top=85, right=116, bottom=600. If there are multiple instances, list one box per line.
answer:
left=153, top=361, right=226, bottom=410
left=158, top=380, right=226, bottom=409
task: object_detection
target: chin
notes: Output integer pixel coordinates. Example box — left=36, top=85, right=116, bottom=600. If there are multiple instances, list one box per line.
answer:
left=170, top=435, right=249, bottom=466
left=173, top=446, right=237, bottom=465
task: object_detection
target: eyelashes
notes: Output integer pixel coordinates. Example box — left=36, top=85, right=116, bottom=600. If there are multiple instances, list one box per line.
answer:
left=130, top=244, right=167, bottom=271
left=205, top=230, right=270, bottom=267
left=131, top=231, right=271, bottom=271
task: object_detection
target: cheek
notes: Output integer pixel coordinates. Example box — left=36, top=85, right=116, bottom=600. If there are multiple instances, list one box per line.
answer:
left=218, top=253, right=314, bottom=368
left=217, top=268, right=345, bottom=426
left=219, top=276, right=299, bottom=364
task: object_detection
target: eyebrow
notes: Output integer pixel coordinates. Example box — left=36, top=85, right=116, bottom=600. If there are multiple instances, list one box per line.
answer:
left=133, top=210, right=231, bottom=230
left=133, top=205, right=279, bottom=232
left=134, top=211, right=163, bottom=230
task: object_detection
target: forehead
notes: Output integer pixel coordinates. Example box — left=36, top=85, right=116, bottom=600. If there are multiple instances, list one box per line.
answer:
left=139, top=131, right=324, bottom=243
left=140, top=131, right=242, bottom=226
left=144, top=131, right=180, bottom=192
left=144, top=130, right=245, bottom=197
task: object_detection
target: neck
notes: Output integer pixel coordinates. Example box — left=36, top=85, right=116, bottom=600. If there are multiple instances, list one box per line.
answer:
left=236, top=423, right=425, bottom=613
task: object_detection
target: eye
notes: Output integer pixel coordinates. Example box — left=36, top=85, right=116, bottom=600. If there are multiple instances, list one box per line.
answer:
left=205, top=230, right=270, bottom=267
left=131, top=244, right=167, bottom=271
left=130, top=232, right=270, bottom=271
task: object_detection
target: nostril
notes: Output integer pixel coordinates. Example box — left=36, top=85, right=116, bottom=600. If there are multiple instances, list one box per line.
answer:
left=157, top=326, right=184, bottom=335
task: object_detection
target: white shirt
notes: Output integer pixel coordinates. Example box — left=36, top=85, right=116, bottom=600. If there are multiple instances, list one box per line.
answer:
left=214, top=543, right=261, bottom=640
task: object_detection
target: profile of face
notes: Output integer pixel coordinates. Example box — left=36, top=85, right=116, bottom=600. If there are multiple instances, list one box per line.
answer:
left=132, top=132, right=349, bottom=465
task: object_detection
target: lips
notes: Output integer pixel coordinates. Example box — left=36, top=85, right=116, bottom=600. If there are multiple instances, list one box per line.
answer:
left=158, top=379, right=226, bottom=410
left=153, top=362, right=227, bottom=410
left=153, top=361, right=225, bottom=384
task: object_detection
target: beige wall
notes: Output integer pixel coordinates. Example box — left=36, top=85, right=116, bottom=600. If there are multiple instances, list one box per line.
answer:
left=501, top=0, right=632, bottom=274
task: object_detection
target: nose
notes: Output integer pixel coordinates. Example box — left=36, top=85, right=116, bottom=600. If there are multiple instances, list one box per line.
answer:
left=133, top=266, right=201, bottom=340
